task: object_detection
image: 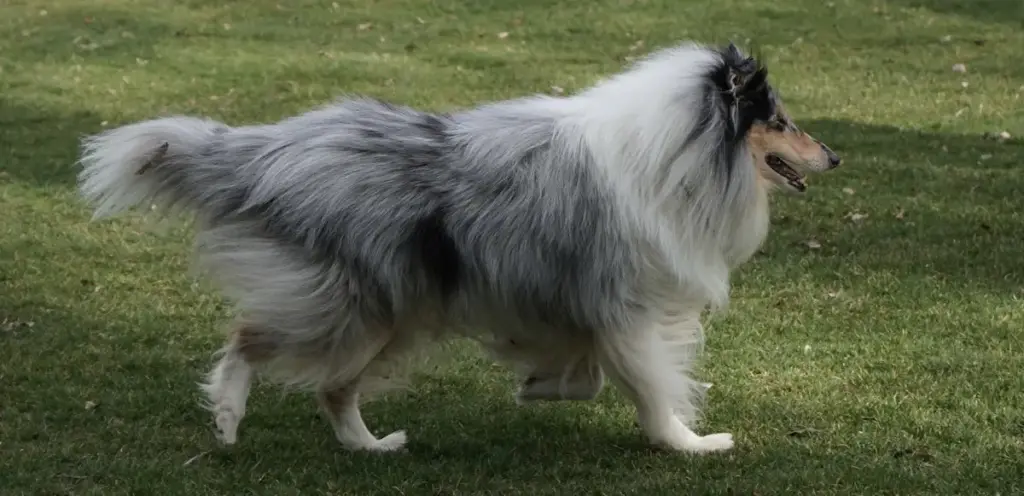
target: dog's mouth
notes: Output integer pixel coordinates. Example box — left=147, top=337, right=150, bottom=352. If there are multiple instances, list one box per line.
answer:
left=766, top=154, right=806, bottom=192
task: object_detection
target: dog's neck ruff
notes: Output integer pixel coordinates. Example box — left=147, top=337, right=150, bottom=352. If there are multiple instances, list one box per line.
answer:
left=563, top=43, right=771, bottom=309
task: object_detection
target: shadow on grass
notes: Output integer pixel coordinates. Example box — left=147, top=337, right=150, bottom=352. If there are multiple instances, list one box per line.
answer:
left=183, top=374, right=1012, bottom=494
left=5, top=300, right=1019, bottom=494
left=757, top=118, right=1024, bottom=295
left=0, top=98, right=102, bottom=187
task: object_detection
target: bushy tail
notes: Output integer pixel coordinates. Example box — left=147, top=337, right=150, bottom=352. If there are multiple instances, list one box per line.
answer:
left=78, top=116, right=233, bottom=220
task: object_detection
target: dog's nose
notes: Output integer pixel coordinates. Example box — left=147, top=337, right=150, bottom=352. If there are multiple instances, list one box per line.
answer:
left=820, top=142, right=841, bottom=168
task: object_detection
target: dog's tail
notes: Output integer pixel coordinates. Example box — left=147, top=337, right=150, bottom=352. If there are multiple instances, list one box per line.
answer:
left=78, top=116, right=243, bottom=221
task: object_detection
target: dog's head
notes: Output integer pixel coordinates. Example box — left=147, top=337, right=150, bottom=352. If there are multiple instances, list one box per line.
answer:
left=747, top=102, right=842, bottom=193
left=709, top=43, right=841, bottom=193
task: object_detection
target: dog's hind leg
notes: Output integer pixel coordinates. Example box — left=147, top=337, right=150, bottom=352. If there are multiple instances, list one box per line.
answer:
left=595, top=321, right=732, bottom=454
left=315, top=330, right=413, bottom=453
left=317, top=380, right=407, bottom=452
left=201, top=325, right=263, bottom=445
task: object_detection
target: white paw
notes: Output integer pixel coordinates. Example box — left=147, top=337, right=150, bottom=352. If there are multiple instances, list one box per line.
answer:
left=372, top=430, right=408, bottom=451
left=214, top=409, right=239, bottom=445
left=347, top=430, right=408, bottom=453
left=684, top=432, right=734, bottom=453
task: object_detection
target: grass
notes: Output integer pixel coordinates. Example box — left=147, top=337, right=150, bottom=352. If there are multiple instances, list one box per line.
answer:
left=2, top=0, right=1023, bottom=494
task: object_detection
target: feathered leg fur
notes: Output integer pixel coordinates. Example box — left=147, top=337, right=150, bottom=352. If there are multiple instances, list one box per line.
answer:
left=595, top=313, right=730, bottom=453
left=200, top=332, right=255, bottom=445
left=317, top=382, right=408, bottom=452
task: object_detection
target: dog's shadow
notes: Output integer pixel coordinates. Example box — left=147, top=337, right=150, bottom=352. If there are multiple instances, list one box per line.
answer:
left=198, top=374, right=965, bottom=494
left=228, top=372, right=651, bottom=459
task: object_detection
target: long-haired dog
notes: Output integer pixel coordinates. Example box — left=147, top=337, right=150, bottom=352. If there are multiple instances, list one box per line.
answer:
left=78, top=42, right=840, bottom=454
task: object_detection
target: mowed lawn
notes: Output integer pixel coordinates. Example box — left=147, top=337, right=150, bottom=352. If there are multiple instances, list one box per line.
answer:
left=2, top=0, right=1023, bottom=494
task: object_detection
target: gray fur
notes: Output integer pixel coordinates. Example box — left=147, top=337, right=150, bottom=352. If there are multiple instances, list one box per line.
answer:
left=82, top=96, right=637, bottom=339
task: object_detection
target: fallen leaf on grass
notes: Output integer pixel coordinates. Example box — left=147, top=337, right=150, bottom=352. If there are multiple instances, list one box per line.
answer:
left=894, top=207, right=905, bottom=220
left=787, top=427, right=820, bottom=438
left=357, top=22, right=373, bottom=31
left=183, top=451, right=210, bottom=466
left=846, top=212, right=868, bottom=223
left=84, top=401, right=98, bottom=410
left=892, top=448, right=934, bottom=462
left=804, top=240, right=822, bottom=250
left=497, top=32, right=509, bottom=39
left=2, top=319, right=35, bottom=332
left=842, top=187, right=855, bottom=195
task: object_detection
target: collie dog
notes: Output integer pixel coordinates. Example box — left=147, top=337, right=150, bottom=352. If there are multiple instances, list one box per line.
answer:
left=78, top=42, right=840, bottom=454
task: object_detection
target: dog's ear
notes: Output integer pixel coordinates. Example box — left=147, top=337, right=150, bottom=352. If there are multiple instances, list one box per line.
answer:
left=715, top=42, right=774, bottom=140
left=721, top=42, right=766, bottom=101
left=725, top=42, right=743, bottom=63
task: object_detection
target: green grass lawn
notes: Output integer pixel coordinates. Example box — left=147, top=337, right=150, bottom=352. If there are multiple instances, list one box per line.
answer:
left=2, top=0, right=1023, bottom=494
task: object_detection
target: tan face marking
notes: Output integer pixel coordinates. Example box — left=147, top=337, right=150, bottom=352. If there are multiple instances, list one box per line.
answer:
left=748, top=105, right=841, bottom=193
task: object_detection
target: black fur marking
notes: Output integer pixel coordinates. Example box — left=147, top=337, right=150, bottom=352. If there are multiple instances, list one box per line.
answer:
left=412, top=206, right=463, bottom=302
left=710, top=42, right=776, bottom=142
left=701, top=43, right=778, bottom=184
left=679, top=93, right=716, bottom=154
left=417, top=114, right=449, bottom=136
left=136, top=141, right=170, bottom=175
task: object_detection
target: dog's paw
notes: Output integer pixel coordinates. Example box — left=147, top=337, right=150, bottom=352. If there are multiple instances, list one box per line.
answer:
left=684, top=432, right=733, bottom=454
left=214, top=408, right=240, bottom=445
left=650, top=423, right=733, bottom=454
left=371, top=430, right=408, bottom=452
left=346, top=430, right=408, bottom=453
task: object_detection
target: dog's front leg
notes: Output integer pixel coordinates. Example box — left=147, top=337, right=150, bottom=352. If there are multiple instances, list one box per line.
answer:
left=595, top=321, right=732, bottom=454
